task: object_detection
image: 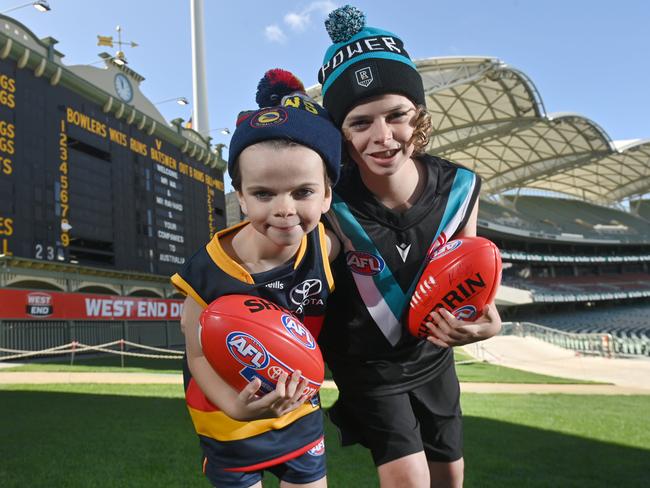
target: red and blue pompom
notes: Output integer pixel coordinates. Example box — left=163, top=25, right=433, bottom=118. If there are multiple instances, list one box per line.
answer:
left=255, top=68, right=306, bottom=108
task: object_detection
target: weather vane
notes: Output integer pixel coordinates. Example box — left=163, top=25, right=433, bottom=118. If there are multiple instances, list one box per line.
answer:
left=97, top=25, right=138, bottom=65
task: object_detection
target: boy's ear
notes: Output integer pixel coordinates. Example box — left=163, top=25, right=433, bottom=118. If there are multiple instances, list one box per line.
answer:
left=236, top=191, right=248, bottom=215
left=321, top=185, right=332, bottom=214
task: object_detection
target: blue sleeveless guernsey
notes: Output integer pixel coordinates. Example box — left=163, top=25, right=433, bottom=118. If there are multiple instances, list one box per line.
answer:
left=171, top=221, right=333, bottom=472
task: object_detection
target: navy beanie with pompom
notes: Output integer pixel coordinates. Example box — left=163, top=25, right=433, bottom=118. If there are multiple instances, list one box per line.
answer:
left=228, top=69, right=341, bottom=185
left=318, top=5, right=425, bottom=126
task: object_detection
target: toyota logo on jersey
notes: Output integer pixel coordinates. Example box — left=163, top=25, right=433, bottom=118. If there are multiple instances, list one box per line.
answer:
left=226, top=332, right=270, bottom=369
left=428, top=240, right=462, bottom=261
left=281, top=314, right=316, bottom=350
left=346, top=251, right=385, bottom=275
left=290, top=279, right=323, bottom=306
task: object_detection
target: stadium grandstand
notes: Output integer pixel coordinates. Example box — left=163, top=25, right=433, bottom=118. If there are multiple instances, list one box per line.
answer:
left=316, top=56, right=650, bottom=357
left=415, top=57, right=650, bottom=356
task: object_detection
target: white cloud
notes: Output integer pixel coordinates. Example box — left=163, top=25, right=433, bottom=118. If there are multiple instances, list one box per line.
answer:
left=284, top=1, right=338, bottom=32
left=285, top=12, right=310, bottom=32
left=264, top=24, right=287, bottom=43
left=308, top=1, right=337, bottom=15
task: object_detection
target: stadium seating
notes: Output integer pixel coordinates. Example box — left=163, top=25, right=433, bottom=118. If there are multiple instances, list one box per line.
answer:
left=519, top=303, right=650, bottom=356
left=510, top=196, right=650, bottom=241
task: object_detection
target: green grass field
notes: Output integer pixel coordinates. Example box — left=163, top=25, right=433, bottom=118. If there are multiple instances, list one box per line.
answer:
left=0, top=347, right=627, bottom=486
left=1, top=384, right=648, bottom=487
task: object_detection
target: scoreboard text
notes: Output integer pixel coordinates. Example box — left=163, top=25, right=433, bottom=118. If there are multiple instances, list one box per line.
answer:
left=0, top=57, right=225, bottom=276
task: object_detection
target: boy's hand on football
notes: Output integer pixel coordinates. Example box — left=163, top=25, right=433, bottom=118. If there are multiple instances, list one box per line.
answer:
left=236, top=370, right=310, bottom=420
left=424, top=303, right=502, bottom=348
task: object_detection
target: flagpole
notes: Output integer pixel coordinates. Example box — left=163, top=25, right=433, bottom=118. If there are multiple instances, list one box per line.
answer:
left=190, top=0, right=210, bottom=137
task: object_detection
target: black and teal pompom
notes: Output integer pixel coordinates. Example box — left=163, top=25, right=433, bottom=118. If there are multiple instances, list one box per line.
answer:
left=325, top=5, right=366, bottom=43
left=255, top=69, right=306, bottom=108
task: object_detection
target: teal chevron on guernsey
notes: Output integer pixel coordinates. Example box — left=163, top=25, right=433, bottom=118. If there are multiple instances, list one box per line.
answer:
left=329, top=168, right=477, bottom=346
left=331, top=194, right=407, bottom=313
left=331, top=194, right=406, bottom=345
left=405, top=168, right=477, bottom=299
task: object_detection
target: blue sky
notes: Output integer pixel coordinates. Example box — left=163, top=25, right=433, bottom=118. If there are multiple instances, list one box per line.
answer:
left=7, top=0, right=650, bottom=156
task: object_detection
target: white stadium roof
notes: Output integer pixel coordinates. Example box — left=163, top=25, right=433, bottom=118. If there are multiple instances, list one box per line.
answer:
left=310, top=56, right=650, bottom=205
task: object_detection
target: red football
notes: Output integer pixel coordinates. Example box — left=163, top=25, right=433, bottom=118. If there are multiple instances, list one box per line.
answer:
left=199, top=294, right=324, bottom=398
left=407, top=237, right=502, bottom=339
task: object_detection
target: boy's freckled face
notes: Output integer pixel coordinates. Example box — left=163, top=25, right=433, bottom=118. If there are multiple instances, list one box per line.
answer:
left=342, top=94, right=417, bottom=179
left=236, top=144, right=332, bottom=248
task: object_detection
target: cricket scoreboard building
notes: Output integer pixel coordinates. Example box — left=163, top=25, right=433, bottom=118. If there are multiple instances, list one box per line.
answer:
left=0, top=16, right=226, bottom=276
left=0, top=15, right=226, bottom=349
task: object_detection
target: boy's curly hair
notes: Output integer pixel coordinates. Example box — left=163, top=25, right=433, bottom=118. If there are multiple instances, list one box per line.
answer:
left=408, top=105, right=432, bottom=155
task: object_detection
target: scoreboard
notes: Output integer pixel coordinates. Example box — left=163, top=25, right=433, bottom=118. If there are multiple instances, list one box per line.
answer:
left=0, top=55, right=225, bottom=277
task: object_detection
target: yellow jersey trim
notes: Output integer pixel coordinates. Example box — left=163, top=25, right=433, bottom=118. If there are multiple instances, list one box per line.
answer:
left=317, top=223, right=334, bottom=291
left=205, top=221, right=255, bottom=284
left=292, top=233, right=308, bottom=270
left=170, top=273, right=208, bottom=309
left=187, top=403, right=316, bottom=441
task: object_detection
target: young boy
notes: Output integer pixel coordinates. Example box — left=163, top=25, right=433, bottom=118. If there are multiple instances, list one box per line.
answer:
left=317, top=6, right=502, bottom=488
left=171, top=69, right=341, bottom=488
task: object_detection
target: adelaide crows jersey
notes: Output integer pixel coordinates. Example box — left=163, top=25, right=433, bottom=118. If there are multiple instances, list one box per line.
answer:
left=321, top=154, right=481, bottom=396
left=171, top=221, right=333, bottom=472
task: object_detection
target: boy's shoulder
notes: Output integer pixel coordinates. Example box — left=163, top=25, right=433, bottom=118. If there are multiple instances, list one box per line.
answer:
left=419, top=153, right=476, bottom=175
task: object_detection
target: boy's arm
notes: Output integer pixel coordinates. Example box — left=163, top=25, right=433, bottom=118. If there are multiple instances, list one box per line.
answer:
left=456, top=199, right=479, bottom=238
left=182, top=296, right=310, bottom=421
left=324, top=228, right=341, bottom=261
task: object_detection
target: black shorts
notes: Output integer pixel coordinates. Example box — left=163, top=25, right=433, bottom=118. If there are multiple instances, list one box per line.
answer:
left=328, top=361, right=463, bottom=466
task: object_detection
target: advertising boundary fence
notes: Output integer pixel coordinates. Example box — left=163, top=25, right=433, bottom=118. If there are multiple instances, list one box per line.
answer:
left=0, top=319, right=184, bottom=361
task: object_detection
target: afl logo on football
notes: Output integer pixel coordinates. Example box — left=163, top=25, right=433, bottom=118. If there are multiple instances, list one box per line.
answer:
left=250, top=108, right=288, bottom=128
left=453, top=305, right=477, bottom=320
left=281, top=314, right=316, bottom=350
left=346, top=251, right=385, bottom=276
left=226, top=332, right=270, bottom=369
left=428, top=240, right=462, bottom=261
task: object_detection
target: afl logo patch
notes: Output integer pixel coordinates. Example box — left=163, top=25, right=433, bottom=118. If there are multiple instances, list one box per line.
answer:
left=281, top=314, right=316, bottom=350
left=250, top=108, right=288, bottom=128
left=346, top=251, right=385, bottom=276
left=429, top=240, right=462, bottom=261
left=453, top=305, right=477, bottom=320
left=226, top=332, right=270, bottom=369
left=307, top=438, right=325, bottom=456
